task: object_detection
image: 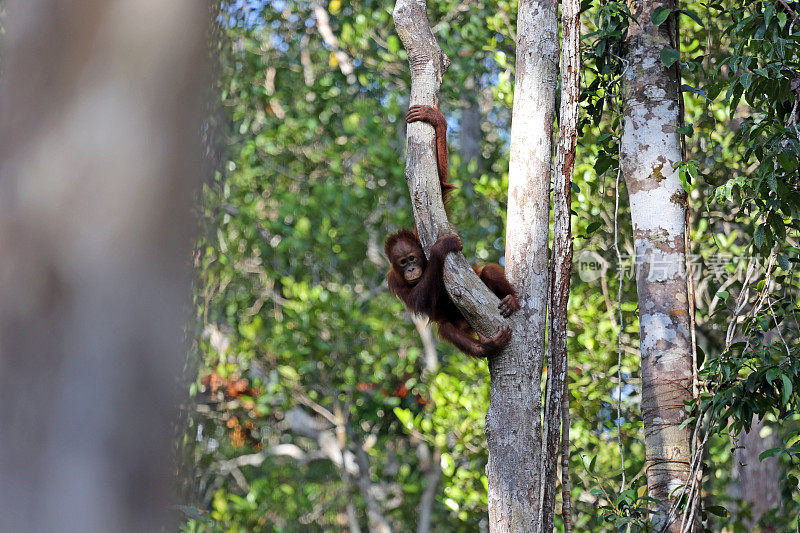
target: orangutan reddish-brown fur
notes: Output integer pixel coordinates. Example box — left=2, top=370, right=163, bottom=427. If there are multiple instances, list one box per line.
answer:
left=406, top=104, right=456, bottom=203
left=385, top=105, right=520, bottom=357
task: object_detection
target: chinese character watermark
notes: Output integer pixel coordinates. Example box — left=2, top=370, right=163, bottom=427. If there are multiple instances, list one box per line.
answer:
left=576, top=250, right=761, bottom=284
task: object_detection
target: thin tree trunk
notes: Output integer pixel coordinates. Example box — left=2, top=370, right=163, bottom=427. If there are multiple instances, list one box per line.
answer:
left=347, top=503, right=363, bottom=533
left=621, top=1, right=696, bottom=530
left=416, top=444, right=442, bottom=533
left=732, top=333, right=781, bottom=527
left=543, top=0, right=580, bottom=529
left=560, top=396, right=572, bottom=533
left=0, top=2, right=206, bottom=532
left=413, top=314, right=439, bottom=375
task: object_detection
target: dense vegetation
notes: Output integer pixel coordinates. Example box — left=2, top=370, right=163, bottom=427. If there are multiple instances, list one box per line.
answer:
left=181, top=0, right=800, bottom=530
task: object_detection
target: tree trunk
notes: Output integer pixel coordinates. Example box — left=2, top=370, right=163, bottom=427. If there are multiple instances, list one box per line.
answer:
left=543, top=0, right=580, bottom=529
left=0, top=2, right=206, bottom=532
left=490, top=0, right=558, bottom=529
left=416, top=444, right=442, bottom=533
left=733, top=417, right=780, bottom=528
left=393, top=0, right=557, bottom=531
left=621, top=1, right=696, bottom=530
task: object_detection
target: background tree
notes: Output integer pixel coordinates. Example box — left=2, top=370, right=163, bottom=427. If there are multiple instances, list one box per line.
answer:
left=620, top=1, right=696, bottom=529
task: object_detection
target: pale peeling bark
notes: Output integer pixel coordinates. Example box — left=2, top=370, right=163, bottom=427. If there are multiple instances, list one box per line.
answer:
left=0, top=1, right=206, bottom=532
left=542, top=0, right=580, bottom=529
left=621, top=2, right=695, bottom=530
left=394, top=1, right=552, bottom=531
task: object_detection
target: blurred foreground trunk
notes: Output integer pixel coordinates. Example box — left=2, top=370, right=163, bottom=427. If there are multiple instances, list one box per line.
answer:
left=0, top=2, right=207, bottom=532
left=543, top=0, right=580, bottom=530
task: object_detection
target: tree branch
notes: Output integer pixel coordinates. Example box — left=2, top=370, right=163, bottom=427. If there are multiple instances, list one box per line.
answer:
left=314, top=3, right=356, bottom=83
left=393, top=0, right=508, bottom=341
left=415, top=443, right=442, bottom=533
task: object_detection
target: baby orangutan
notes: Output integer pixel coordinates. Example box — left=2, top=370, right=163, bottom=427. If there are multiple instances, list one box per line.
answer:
left=387, top=104, right=520, bottom=356
left=385, top=229, right=520, bottom=357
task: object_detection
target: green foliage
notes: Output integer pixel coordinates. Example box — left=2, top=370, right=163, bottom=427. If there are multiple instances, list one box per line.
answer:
left=181, top=0, right=800, bottom=530
left=185, top=0, right=519, bottom=530
left=581, top=0, right=800, bottom=528
left=709, top=0, right=800, bottom=257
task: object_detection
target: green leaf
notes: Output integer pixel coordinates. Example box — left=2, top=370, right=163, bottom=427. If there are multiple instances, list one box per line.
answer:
left=682, top=84, right=708, bottom=99
left=387, top=35, right=400, bottom=54
left=739, top=72, right=753, bottom=90
left=754, top=21, right=767, bottom=40
left=595, top=154, right=615, bottom=174
left=594, top=39, right=606, bottom=58
left=440, top=453, right=455, bottom=476
left=759, top=447, right=783, bottom=460
left=705, top=505, right=729, bottom=517
left=586, top=221, right=603, bottom=234
left=765, top=3, right=775, bottom=27
left=393, top=407, right=413, bottom=429
left=767, top=173, right=778, bottom=192
left=652, top=6, right=671, bottom=26
left=729, top=83, right=744, bottom=114
left=754, top=225, right=765, bottom=249
left=678, top=162, right=696, bottom=193
left=679, top=9, right=704, bottom=27
left=769, top=215, right=785, bottom=239
left=660, top=47, right=680, bottom=68
left=781, top=374, right=792, bottom=405
left=767, top=368, right=780, bottom=383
